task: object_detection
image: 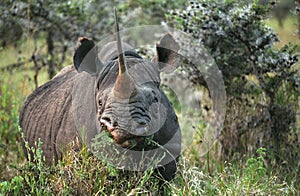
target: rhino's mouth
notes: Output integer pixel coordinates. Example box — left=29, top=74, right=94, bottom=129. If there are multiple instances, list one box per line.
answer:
left=109, top=129, right=144, bottom=147
left=100, top=119, right=149, bottom=149
left=117, top=134, right=155, bottom=149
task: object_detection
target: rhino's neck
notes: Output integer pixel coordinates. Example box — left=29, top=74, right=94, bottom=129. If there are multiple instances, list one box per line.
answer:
left=98, top=41, right=141, bottom=62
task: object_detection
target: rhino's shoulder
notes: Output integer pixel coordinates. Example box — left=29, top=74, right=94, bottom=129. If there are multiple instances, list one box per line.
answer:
left=53, top=65, right=76, bottom=79
left=19, top=65, right=78, bottom=126
left=27, top=65, right=77, bottom=99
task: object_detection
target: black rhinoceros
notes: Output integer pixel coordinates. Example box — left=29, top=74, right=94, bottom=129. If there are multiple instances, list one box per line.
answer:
left=19, top=10, right=181, bottom=181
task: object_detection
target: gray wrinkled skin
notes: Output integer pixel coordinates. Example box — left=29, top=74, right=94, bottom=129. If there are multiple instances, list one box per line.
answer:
left=19, top=34, right=181, bottom=181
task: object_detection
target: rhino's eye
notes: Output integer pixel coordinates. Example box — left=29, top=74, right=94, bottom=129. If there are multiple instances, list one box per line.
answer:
left=151, top=90, right=158, bottom=103
left=98, top=99, right=103, bottom=106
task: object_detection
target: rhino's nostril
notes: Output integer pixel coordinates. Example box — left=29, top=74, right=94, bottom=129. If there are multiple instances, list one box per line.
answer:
left=135, top=125, right=148, bottom=136
left=135, top=123, right=149, bottom=136
left=100, top=117, right=114, bottom=131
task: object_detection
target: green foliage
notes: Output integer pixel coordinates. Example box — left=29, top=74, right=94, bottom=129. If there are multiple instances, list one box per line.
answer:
left=168, top=0, right=299, bottom=177
left=167, top=147, right=296, bottom=195
left=0, top=176, right=24, bottom=195
left=0, top=84, right=24, bottom=180
left=0, top=0, right=186, bottom=81
left=118, top=0, right=186, bottom=26
left=243, top=148, right=266, bottom=186
left=215, top=148, right=293, bottom=195
left=0, top=0, right=94, bottom=79
left=0, top=138, right=51, bottom=195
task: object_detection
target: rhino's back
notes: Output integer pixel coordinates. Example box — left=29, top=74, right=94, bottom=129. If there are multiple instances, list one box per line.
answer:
left=20, top=65, right=80, bottom=163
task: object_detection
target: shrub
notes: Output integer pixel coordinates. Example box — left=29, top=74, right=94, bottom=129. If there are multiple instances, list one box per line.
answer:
left=167, top=0, right=299, bottom=179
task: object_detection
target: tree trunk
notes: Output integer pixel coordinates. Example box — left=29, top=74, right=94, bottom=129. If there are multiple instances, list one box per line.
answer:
left=298, top=0, right=300, bottom=38
left=47, top=31, right=55, bottom=79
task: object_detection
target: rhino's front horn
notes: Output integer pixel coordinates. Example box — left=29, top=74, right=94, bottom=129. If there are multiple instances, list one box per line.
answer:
left=113, top=8, right=137, bottom=99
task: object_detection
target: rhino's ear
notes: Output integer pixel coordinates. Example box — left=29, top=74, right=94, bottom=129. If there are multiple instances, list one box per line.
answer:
left=73, top=37, right=103, bottom=75
left=153, top=33, right=180, bottom=73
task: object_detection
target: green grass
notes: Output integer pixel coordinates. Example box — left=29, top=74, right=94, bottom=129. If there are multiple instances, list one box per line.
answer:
left=0, top=36, right=67, bottom=96
left=0, top=137, right=297, bottom=195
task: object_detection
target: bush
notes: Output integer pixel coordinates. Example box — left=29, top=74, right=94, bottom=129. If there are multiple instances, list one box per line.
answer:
left=167, top=0, right=299, bottom=180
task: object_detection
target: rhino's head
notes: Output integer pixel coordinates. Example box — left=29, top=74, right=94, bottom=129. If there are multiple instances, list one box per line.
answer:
left=72, top=10, right=180, bottom=152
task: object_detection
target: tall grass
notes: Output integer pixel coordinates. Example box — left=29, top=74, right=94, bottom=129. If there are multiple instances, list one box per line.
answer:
left=0, top=84, right=24, bottom=181
left=0, top=137, right=297, bottom=195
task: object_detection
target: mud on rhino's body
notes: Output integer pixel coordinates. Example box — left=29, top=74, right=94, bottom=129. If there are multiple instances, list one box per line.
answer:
left=20, top=10, right=181, bottom=181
